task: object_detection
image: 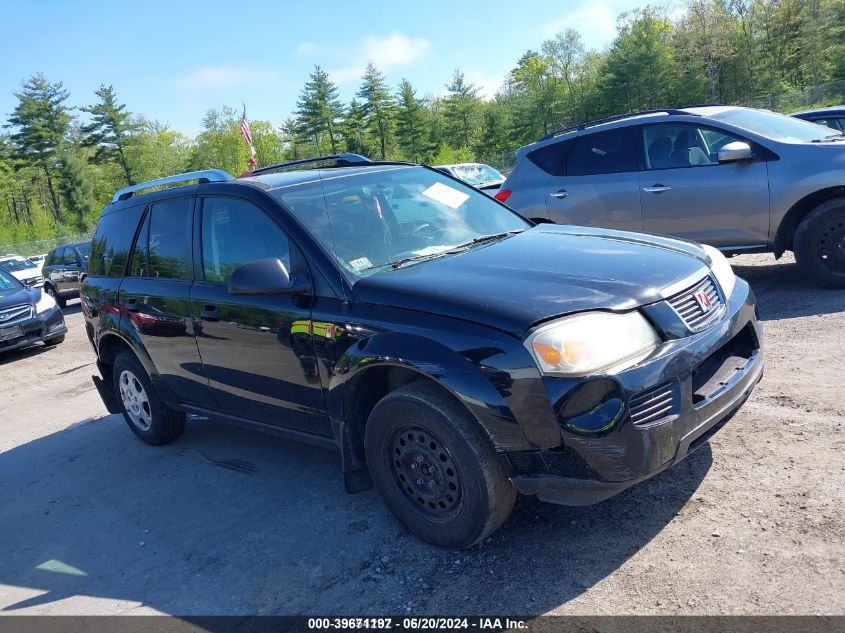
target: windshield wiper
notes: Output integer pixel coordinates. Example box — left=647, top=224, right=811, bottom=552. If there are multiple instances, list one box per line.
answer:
left=383, top=231, right=524, bottom=270
left=448, top=230, right=524, bottom=251
left=811, top=133, right=845, bottom=142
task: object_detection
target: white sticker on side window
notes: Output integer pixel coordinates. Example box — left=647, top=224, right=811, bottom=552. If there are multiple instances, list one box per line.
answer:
left=349, top=257, right=373, bottom=271
left=422, top=182, right=470, bottom=210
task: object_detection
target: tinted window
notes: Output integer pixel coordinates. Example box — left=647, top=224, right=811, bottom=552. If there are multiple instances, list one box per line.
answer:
left=88, top=205, right=145, bottom=277
left=45, top=249, right=58, bottom=266
left=566, top=129, right=637, bottom=176
left=147, top=199, right=192, bottom=280
left=201, top=197, right=292, bottom=283
left=642, top=124, right=742, bottom=170
left=527, top=140, right=569, bottom=176
left=128, top=212, right=151, bottom=278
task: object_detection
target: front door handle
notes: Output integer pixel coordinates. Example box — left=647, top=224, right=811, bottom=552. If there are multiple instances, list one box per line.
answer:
left=199, top=305, right=220, bottom=321
left=548, top=189, right=570, bottom=199
left=643, top=185, right=671, bottom=193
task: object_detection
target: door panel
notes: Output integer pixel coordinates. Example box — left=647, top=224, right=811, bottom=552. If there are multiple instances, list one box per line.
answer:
left=191, top=195, right=330, bottom=436
left=545, top=127, right=642, bottom=231
left=638, top=123, right=770, bottom=248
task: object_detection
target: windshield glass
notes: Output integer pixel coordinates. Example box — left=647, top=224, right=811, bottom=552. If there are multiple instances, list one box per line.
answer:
left=0, top=258, right=36, bottom=272
left=710, top=108, right=841, bottom=142
left=273, top=165, right=529, bottom=278
left=450, top=164, right=504, bottom=186
left=0, top=267, right=22, bottom=292
left=76, top=242, right=90, bottom=258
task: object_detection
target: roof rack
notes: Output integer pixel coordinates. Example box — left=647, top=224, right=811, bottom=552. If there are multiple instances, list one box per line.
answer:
left=249, top=153, right=371, bottom=176
left=540, top=108, right=702, bottom=141
left=112, top=169, right=234, bottom=203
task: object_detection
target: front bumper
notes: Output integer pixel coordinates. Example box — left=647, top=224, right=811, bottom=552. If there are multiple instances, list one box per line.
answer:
left=0, top=305, right=66, bottom=353
left=509, top=277, right=763, bottom=506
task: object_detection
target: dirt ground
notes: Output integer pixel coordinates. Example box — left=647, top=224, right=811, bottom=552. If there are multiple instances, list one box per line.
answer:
left=0, top=253, right=843, bottom=616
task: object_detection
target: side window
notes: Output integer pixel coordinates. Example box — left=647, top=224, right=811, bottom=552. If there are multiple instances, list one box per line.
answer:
left=643, top=124, right=742, bottom=170
left=201, top=197, right=294, bottom=284
left=527, top=140, right=570, bottom=176
left=45, top=249, right=57, bottom=266
left=128, top=211, right=150, bottom=278
left=88, top=205, right=145, bottom=278
left=147, top=199, right=192, bottom=280
left=566, top=129, right=637, bottom=176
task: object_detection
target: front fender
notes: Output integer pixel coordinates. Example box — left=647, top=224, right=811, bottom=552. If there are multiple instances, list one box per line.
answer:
left=328, top=331, right=554, bottom=452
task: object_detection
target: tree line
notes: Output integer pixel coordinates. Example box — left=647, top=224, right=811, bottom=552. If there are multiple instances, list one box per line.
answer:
left=1, top=0, right=843, bottom=247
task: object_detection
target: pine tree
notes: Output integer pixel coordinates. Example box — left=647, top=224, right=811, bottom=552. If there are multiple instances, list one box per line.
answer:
left=81, top=84, right=140, bottom=185
left=7, top=74, right=72, bottom=221
left=295, top=66, right=344, bottom=154
left=341, top=99, right=369, bottom=156
left=357, top=62, right=395, bottom=160
left=59, top=144, right=97, bottom=229
left=395, top=79, right=428, bottom=162
left=443, top=70, right=481, bottom=149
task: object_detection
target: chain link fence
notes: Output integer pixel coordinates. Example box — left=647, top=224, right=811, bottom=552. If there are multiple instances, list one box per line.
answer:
left=0, top=232, right=93, bottom=258
left=744, top=79, right=845, bottom=113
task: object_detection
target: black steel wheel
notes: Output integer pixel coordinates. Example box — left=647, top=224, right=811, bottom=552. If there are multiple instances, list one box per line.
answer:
left=365, top=381, right=516, bottom=548
left=795, top=198, right=845, bottom=288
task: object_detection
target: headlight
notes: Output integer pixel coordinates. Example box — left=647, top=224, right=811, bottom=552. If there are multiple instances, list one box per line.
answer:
left=525, top=311, right=661, bottom=376
left=702, top=244, right=735, bottom=299
left=35, top=291, right=57, bottom=314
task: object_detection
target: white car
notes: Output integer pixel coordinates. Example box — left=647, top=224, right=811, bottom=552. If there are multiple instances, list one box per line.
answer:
left=433, top=163, right=506, bottom=196
left=28, top=253, right=47, bottom=274
left=0, top=254, right=44, bottom=288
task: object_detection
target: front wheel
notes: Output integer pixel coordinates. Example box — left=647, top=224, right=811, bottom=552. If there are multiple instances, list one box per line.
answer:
left=112, top=351, right=185, bottom=445
left=364, top=382, right=516, bottom=548
left=794, top=198, right=845, bottom=288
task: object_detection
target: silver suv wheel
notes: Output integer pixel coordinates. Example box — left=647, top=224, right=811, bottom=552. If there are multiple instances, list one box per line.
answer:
left=118, top=369, right=152, bottom=431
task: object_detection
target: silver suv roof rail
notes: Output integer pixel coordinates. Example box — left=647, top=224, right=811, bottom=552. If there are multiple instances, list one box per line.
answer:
left=112, top=169, right=234, bottom=203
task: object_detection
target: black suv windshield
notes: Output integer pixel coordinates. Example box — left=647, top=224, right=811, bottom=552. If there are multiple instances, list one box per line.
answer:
left=76, top=242, right=91, bottom=258
left=272, top=165, right=529, bottom=278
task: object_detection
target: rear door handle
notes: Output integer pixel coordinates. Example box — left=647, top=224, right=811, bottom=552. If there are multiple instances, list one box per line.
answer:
left=643, top=185, right=671, bottom=193
left=199, top=305, right=220, bottom=321
left=548, top=190, right=570, bottom=199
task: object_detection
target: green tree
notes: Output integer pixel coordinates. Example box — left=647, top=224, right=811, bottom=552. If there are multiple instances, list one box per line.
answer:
left=395, top=79, right=428, bottom=162
left=59, top=143, right=98, bottom=229
left=295, top=65, right=344, bottom=153
left=443, top=70, right=481, bottom=149
left=341, top=99, right=370, bottom=156
left=357, top=62, right=395, bottom=160
left=7, top=74, right=72, bottom=221
left=81, top=84, right=140, bottom=185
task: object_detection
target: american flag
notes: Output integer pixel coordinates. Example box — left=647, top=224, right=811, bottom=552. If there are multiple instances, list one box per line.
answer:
left=240, top=108, right=253, bottom=147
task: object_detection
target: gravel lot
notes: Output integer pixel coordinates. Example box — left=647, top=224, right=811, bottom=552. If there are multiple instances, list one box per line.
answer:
left=1, top=253, right=843, bottom=616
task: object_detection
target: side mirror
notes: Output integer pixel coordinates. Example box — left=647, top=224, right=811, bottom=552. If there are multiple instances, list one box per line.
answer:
left=228, top=257, right=308, bottom=295
left=717, top=141, right=753, bottom=163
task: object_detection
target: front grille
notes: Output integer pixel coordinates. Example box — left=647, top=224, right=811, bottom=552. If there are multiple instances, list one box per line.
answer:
left=667, top=275, right=724, bottom=332
left=24, top=276, right=43, bottom=286
left=0, top=304, right=33, bottom=326
left=629, top=380, right=679, bottom=427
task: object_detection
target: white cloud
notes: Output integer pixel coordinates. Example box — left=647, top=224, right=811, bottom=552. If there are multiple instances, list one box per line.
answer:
left=296, top=41, right=317, bottom=56
left=541, top=2, right=618, bottom=48
left=464, top=71, right=506, bottom=101
left=177, top=66, right=278, bottom=90
left=328, top=31, right=431, bottom=84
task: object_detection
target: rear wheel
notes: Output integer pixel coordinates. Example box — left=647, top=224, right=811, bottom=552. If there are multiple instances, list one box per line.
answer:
left=45, top=285, right=66, bottom=309
left=364, top=382, right=516, bottom=548
left=794, top=198, right=845, bottom=288
left=112, top=351, right=185, bottom=445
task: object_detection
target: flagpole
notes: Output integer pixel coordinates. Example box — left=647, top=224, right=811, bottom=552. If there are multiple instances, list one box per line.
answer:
left=241, top=103, right=257, bottom=170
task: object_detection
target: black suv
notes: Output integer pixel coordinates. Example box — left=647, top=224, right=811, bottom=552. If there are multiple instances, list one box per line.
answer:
left=82, top=155, right=763, bottom=547
left=42, top=240, right=90, bottom=308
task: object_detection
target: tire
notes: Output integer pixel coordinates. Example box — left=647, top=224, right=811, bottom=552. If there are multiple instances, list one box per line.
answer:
left=793, top=197, right=845, bottom=288
left=44, top=334, right=65, bottom=346
left=45, top=285, right=66, bottom=309
left=112, top=351, right=185, bottom=445
left=364, top=382, right=516, bottom=548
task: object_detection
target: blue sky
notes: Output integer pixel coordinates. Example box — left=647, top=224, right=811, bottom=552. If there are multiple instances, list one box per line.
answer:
left=1, top=0, right=656, bottom=136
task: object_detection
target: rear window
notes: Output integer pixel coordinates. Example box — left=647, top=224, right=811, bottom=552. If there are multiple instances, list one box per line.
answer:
left=88, top=205, right=145, bottom=277
left=566, top=128, right=637, bottom=176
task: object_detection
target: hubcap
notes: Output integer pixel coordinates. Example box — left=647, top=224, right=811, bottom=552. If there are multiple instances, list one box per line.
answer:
left=817, top=218, right=845, bottom=272
left=391, top=426, right=462, bottom=517
left=118, top=369, right=152, bottom=431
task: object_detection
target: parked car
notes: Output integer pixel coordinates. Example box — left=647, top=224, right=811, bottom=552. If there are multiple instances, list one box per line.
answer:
left=0, top=267, right=66, bottom=353
left=83, top=156, right=763, bottom=547
left=498, top=105, right=845, bottom=287
left=434, top=162, right=505, bottom=196
left=42, top=240, right=90, bottom=308
left=792, top=105, right=845, bottom=132
left=0, top=254, right=43, bottom=288
left=28, top=253, right=47, bottom=273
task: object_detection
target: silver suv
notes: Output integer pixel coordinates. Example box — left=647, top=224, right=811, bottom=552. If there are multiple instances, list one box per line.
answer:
left=498, top=106, right=845, bottom=287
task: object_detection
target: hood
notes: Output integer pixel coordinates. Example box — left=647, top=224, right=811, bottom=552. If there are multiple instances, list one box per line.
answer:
left=8, top=269, right=40, bottom=282
left=353, top=225, right=711, bottom=336
left=0, top=284, right=39, bottom=311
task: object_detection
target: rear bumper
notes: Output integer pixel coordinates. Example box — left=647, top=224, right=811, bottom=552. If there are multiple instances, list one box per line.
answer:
left=509, top=278, right=763, bottom=506
left=0, top=306, right=66, bottom=353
